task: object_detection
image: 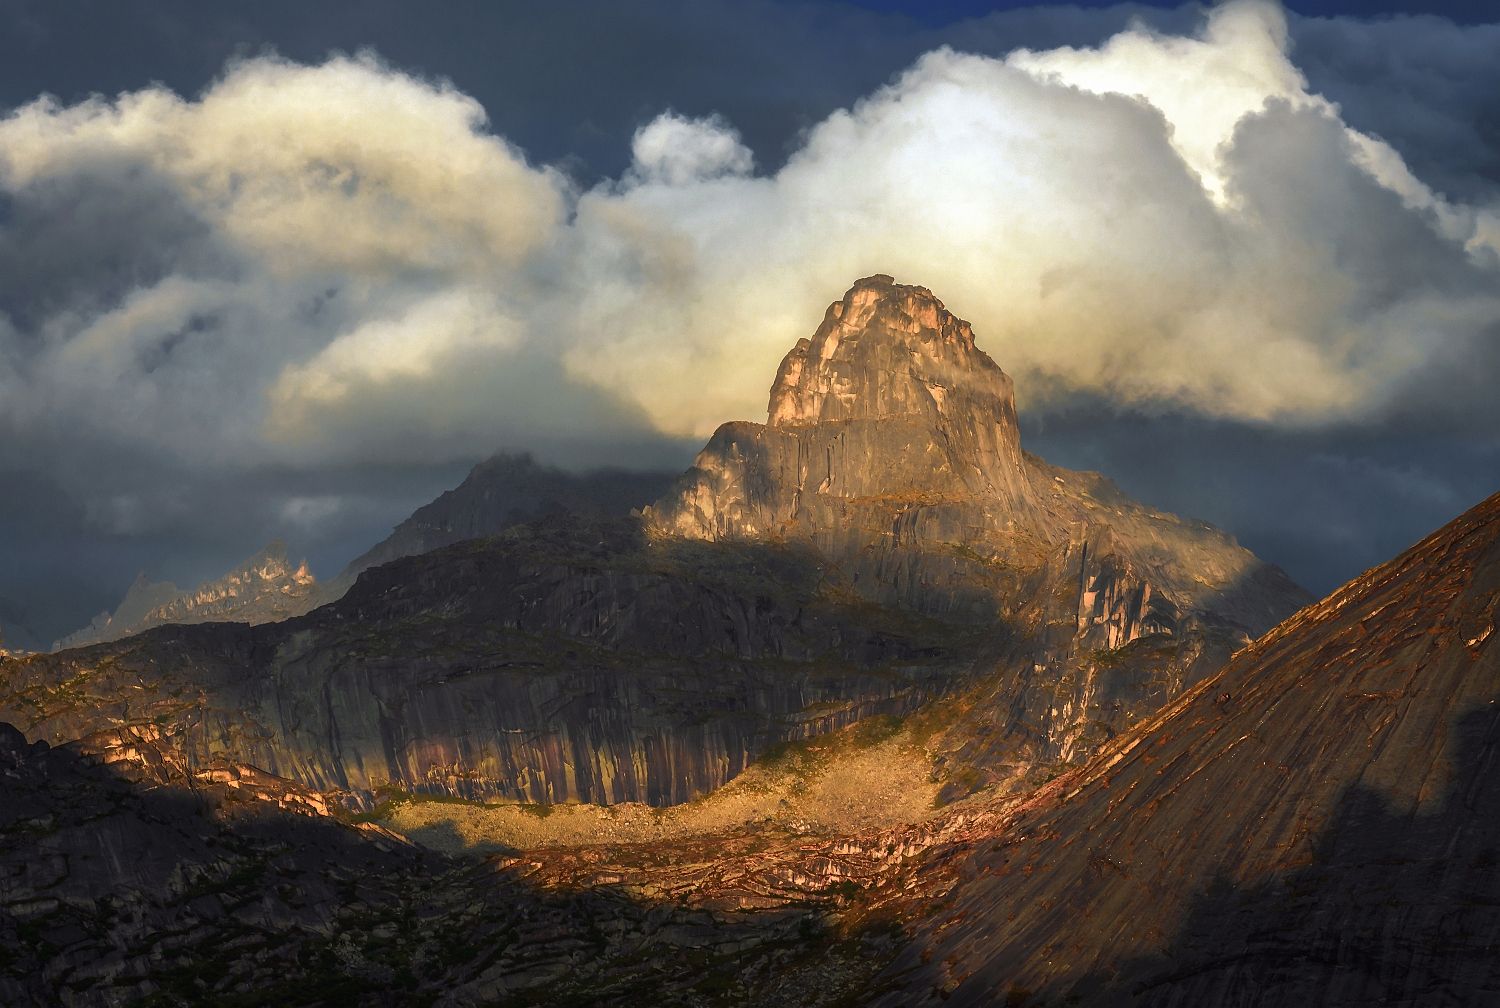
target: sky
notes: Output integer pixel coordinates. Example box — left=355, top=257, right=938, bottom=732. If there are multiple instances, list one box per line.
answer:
left=0, top=0, right=1497, bottom=647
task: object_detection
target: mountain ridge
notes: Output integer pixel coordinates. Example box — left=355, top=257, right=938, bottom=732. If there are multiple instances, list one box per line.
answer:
left=7, top=276, right=1307, bottom=812
left=315, top=452, right=678, bottom=604
left=52, top=542, right=316, bottom=650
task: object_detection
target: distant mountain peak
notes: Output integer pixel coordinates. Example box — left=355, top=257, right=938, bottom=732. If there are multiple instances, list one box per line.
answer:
left=52, top=542, right=318, bottom=650
left=317, top=453, right=677, bottom=601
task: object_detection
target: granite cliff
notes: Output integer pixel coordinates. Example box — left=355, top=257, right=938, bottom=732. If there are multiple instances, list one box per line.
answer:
left=649, top=275, right=1309, bottom=792
left=6, top=517, right=978, bottom=809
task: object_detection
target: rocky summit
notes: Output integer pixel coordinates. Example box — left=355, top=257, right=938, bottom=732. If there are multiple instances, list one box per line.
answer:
left=652, top=276, right=1301, bottom=635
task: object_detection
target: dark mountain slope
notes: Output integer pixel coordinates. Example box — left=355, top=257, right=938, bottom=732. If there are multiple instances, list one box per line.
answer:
left=877, top=489, right=1500, bottom=1007
left=318, top=452, right=678, bottom=602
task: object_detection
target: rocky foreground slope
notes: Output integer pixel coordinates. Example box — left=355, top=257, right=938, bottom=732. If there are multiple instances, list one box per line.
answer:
left=2, top=277, right=1305, bottom=811
left=0, top=718, right=862, bottom=1007
left=873, top=488, right=1500, bottom=1006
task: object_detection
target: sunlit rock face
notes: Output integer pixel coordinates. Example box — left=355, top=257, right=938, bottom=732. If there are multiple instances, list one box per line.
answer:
left=52, top=543, right=317, bottom=650
left=766, top=276, right=1033, bottom=507
left=659, top=276, right=1037, bottom=547
left=652, top=275, right=1304, bottom=643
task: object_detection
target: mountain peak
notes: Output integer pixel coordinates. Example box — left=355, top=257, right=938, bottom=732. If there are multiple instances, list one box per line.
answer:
left=651, top=275, right=1305, bottom=651
left=767, top=275, right=1013, bottom=429
left=51, top=542, right=318, bottom=650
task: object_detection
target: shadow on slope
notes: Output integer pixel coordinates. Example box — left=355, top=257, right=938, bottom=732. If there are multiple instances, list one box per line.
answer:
left=1040, top=703, right=1500, bottom=1008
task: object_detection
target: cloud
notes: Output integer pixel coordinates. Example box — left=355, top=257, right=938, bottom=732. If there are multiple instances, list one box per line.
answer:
left=1, top=0, right=1498, bottom=488
left=0, top=51, right=604, bottom=473
left=628, top=112, right=754, bottom=186
left=1, top=53, right=563, bottom=273
left=1007, top=0, right=1309, bottom=203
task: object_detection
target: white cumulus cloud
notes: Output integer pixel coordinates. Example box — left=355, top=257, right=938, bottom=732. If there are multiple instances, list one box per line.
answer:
left=628, top=112, right=755, bottom=186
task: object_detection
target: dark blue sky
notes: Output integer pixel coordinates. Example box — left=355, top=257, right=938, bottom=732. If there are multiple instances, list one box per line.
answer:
left=0, top=0, right=1497, bottom=648
left=817, top=0, right=1495, bottom=22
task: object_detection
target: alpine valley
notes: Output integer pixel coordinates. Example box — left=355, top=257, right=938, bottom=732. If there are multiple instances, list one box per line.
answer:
left=2, top=277, right=1494, bottom=1007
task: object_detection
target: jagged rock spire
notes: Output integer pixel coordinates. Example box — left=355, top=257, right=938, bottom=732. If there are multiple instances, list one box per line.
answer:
left=768, top=275, right=1014, bottom=428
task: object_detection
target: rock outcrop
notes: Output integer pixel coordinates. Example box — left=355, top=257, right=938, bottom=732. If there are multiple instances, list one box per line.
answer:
left=52, top=542, right=316, bottom=650
left=876, top=489, right=1500, bottom=1007
left=650, top=276, right=1310, bottom=790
